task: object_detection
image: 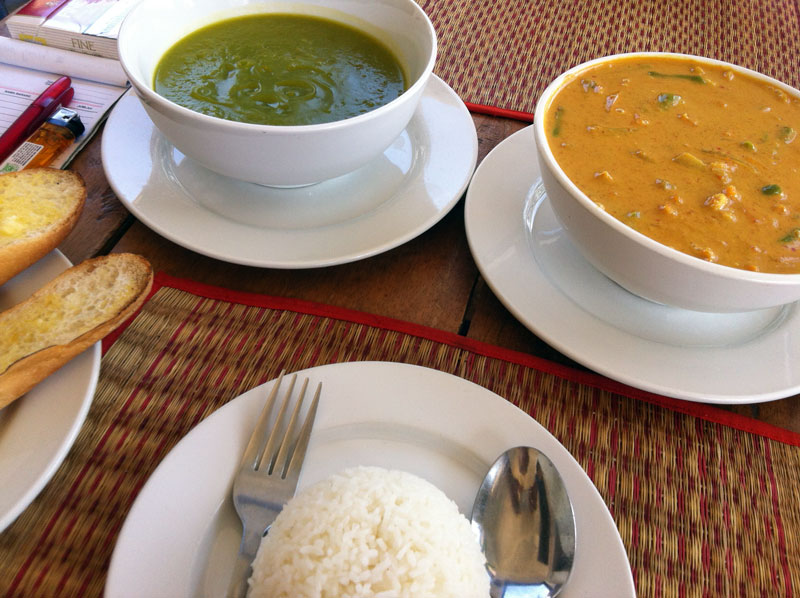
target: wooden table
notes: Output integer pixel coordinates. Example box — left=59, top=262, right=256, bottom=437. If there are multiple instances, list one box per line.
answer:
left=57, top=113, right=800, bottom=434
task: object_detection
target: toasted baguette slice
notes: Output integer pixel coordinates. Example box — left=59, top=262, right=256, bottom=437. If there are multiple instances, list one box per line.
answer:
left=0, top=253, right=153, bottom=409
left=0, top=168, right=86, bottom=286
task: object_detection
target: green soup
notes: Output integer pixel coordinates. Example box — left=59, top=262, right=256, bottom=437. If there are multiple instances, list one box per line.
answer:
left=153, top=14, right=407, bottom=126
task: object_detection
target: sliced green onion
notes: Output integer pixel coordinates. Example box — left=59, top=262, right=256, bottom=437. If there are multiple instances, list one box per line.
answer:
left=551, top=106, right=565, bottom=137
left=648, top=71, right=706, bottom=84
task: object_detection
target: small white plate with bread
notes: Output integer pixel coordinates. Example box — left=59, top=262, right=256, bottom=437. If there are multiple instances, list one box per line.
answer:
left=0, top=250, right=100, bottom=532
left=0, top=168, right=153, bottom=532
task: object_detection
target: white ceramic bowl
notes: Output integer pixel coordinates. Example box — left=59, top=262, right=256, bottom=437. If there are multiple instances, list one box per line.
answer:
left=118, top=0, right=436, bottom=187
left=534, top=52, right=800, bottom=313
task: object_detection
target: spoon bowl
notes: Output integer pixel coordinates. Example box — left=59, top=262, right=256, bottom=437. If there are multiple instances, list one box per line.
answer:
left=471, top=446, right=576, bottom=597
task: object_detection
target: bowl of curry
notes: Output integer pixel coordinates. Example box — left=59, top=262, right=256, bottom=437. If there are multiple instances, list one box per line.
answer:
left=534, top=52, right=800, bottom=312
left=118, top=0, right=436, bottom=187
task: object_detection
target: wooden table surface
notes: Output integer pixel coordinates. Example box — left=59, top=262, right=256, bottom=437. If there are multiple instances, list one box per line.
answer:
left=58, top=112, right=800, bottom=434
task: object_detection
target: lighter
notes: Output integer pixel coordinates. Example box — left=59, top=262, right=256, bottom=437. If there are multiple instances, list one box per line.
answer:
left=0, top=107, right=85, bottom=172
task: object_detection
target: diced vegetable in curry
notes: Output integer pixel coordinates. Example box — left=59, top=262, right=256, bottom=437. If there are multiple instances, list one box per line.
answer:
left=545, top=56, right=800, bottom=274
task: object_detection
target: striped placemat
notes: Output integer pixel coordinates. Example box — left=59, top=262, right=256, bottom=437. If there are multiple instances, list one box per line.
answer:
left=421, top=0, right=800, bottom=119
left=1, top=273, right=798, bottom=597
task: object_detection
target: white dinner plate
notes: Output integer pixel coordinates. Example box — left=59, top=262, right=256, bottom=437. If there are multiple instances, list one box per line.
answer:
left=101, top=76, right=478, bottom=268
left=465, top=126, right=800, bottom=404
left=0, top=251, right=100, bottom=532
left=105, top=361, right=634, bottom=598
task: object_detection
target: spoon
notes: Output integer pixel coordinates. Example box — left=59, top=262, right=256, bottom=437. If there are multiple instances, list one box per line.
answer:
left=471, top=446, right=576, bottom=598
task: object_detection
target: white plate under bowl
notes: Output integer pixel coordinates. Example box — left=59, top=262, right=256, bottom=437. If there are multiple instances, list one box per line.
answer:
left=101, top=75, right=477, bottom=268
left=465, top=126, right=800, bottom=404
left=0, top=251, right=99, bottom=532
left=105, top=361, right=634, bottom=598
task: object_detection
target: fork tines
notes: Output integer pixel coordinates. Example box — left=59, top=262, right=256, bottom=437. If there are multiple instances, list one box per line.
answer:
left=242, top=371, right=321, bottom=480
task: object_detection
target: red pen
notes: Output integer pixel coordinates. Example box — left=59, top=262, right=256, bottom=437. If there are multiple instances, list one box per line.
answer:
left=0, top=76, right=74, bottom=163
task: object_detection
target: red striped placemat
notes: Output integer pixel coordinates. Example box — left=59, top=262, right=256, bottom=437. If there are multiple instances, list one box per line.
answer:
left=1, top=273, right=798, bottom=597
left=421, top=0, right=800, bottom=119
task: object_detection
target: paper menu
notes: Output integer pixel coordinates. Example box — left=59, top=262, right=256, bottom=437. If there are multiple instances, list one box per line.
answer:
left=2, top=63, right=119, bottom=136
left=0, top=37, right=128, bottom=170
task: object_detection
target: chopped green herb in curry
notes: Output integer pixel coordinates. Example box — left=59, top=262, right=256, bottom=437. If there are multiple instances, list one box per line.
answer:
left=648, top=71, right=707, bottom=84
left=657, top=93, right=682, bottom=108
left=551, top=106, right=565, bottom=137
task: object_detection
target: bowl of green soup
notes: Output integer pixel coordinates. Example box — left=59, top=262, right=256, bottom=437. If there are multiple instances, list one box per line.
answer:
left=534, top=52, right=800, bottom=312
left=118, top=0, right=436, bottom=187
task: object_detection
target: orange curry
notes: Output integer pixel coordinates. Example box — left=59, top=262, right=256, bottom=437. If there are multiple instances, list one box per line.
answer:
left=545, top=56, right=800, bottom=273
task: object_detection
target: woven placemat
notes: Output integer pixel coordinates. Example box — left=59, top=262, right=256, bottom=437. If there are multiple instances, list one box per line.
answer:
left=1, top=273, right=799, bottom=597
left=422, top=0, right=800, bottom=118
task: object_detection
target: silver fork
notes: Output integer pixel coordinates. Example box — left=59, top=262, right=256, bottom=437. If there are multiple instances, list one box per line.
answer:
left=226, top=371, right=321, bottom=598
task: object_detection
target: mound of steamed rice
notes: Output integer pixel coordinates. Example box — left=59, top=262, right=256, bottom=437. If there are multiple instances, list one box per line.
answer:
left=247, top=466, right=489, bottom=598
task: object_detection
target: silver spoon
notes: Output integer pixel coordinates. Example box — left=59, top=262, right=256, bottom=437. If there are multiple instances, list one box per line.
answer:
left=471, top=446, right=576, bottom=598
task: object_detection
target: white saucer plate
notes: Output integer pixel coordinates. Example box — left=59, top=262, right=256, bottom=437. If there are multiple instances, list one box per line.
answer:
left=101, top=76, right=477, bottom=268
left=465, top=126, right=800, bottom=404
left=0, top=251, right=99, bottom=532
left=105, top=361, right=634, bottom=598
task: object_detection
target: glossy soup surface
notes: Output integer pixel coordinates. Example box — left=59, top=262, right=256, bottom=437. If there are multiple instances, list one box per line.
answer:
left=154, top=14, right=407, bottom=126
left=545, top=56, right=800, bottom=274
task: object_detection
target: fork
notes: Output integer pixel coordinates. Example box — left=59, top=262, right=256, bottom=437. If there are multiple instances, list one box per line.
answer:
left=226, top=371, right=322, bottom=598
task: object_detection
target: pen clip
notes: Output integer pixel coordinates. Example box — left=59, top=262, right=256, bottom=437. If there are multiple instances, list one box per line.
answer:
left=46, top=87, right=75, bottom=117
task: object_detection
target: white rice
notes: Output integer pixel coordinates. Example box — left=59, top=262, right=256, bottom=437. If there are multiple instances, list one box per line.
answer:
left=247, top=466, right=489, bottom=598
